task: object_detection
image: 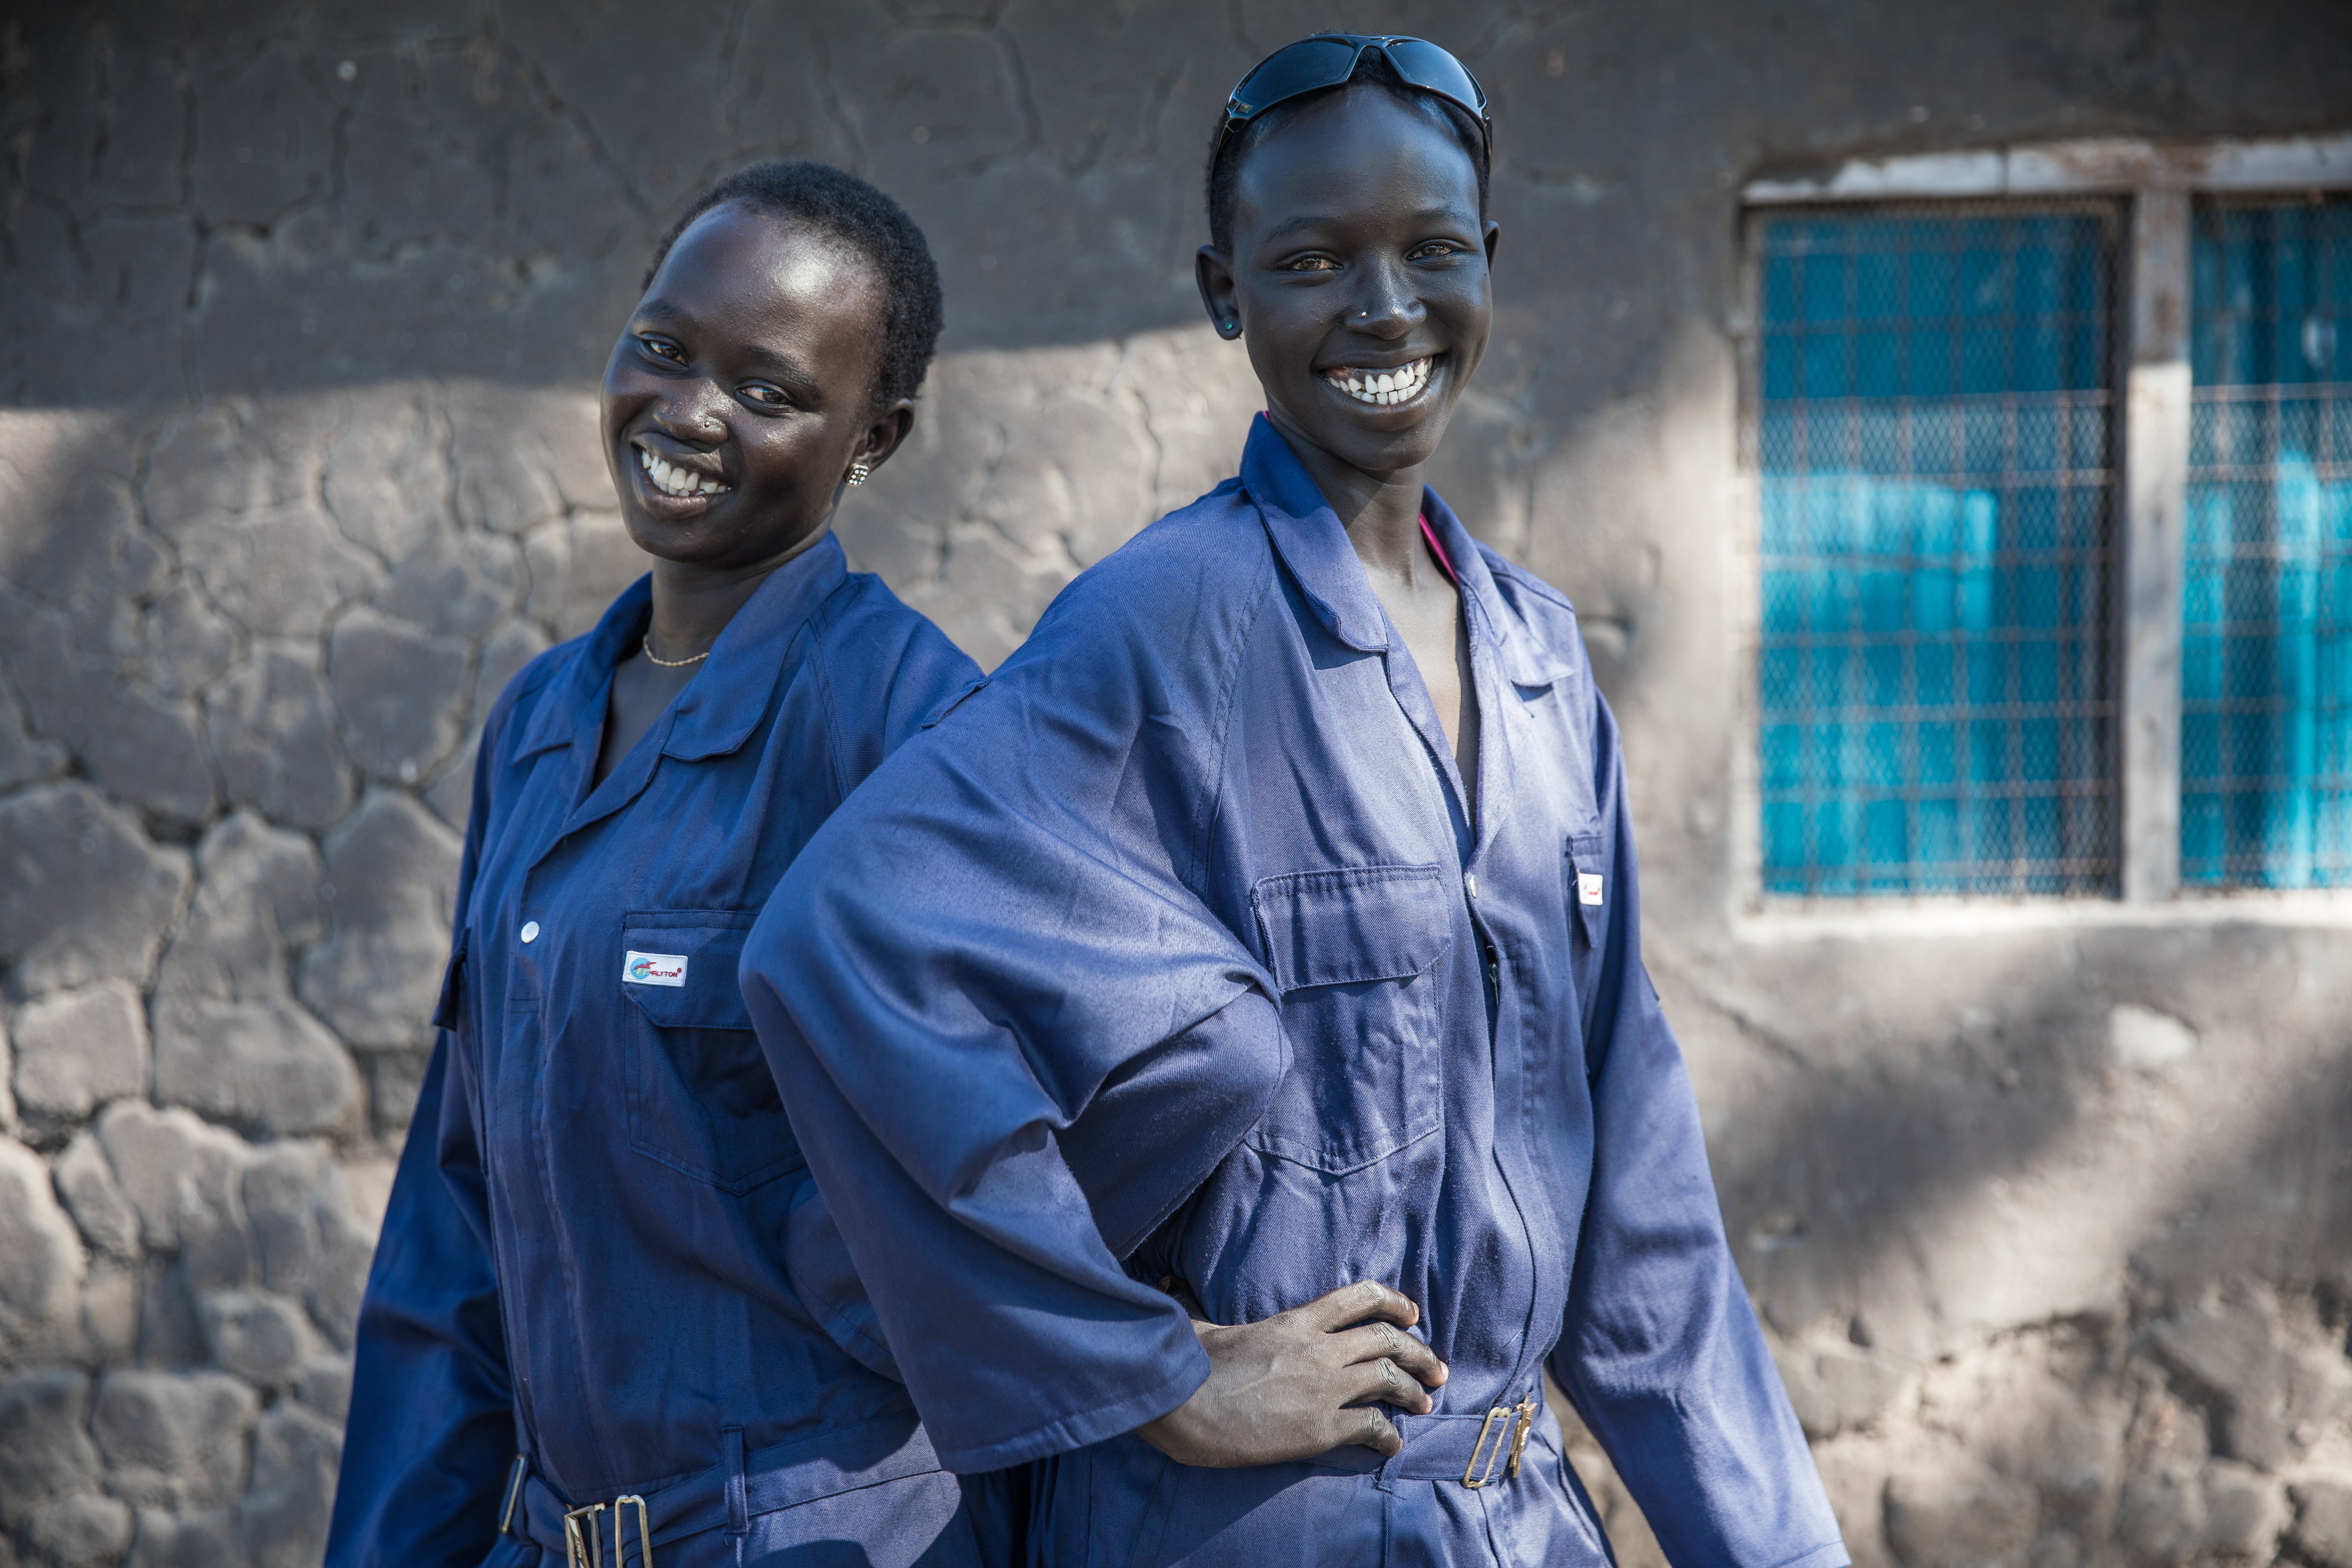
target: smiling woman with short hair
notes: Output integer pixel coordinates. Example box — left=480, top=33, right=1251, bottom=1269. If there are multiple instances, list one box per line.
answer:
left=324, top=162, right=1016, bottom=1568
left=742, top=34, right=1849, bottom=1568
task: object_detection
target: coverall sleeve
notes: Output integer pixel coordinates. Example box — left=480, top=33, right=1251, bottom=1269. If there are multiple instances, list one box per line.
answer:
left=325, top=721, right=515, bottom=1568
left=742, top=587, right=1291, bottom=1475
left=1546, top=698, right=1847, bottom=1568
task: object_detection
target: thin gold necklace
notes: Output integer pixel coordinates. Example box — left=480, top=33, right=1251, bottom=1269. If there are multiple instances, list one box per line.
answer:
left=642, top=634, right=710, bottom=668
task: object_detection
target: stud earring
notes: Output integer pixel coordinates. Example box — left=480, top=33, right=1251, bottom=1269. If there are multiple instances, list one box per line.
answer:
left=846, top=462, right=871, bottom=486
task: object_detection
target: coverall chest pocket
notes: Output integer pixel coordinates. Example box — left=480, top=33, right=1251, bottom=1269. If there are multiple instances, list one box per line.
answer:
left=618, top=910, right=802, bottom=1195
left=1247, top=864, right=1451, bottom=1175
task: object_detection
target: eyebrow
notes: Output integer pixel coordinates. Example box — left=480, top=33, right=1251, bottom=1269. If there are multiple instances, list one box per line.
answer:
left=1259, top=206, right=1475, bottom=243
left=1261, top=214, right=1340, bottom=242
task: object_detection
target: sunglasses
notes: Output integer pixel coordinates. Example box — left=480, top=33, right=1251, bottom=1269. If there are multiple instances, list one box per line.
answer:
left=1214, top=34, right=1492, bottom=167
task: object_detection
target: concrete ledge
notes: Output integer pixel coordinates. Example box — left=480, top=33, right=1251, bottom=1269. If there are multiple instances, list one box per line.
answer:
left=1744, top=133, right=2352, bottom=203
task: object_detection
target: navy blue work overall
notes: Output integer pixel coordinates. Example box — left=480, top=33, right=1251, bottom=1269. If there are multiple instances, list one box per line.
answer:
left=326, top=536, right=1009, bottom=1568
left=742, top=421, right=1849, bottom=1568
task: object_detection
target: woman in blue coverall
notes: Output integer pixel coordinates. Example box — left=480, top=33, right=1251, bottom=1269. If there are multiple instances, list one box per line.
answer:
left=740, top=38, right=1850, bottom=1568
left=323, top=162, right=1013, bottom=1568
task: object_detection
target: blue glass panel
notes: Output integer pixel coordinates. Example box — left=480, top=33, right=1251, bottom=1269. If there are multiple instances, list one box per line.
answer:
left=2181, top=196, right=2352, bottom=887
left=1757, top=206, right=2118, bottom=896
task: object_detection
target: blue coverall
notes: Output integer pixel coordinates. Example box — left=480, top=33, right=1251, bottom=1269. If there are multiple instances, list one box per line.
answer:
left=741, top=419, right=1849, bottom=1567
left=324, top=537, right=1010, bottom=1568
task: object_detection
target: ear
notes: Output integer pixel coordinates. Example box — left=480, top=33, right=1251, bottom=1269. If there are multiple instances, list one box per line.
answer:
left=849, top=399, right=917, bottom=476
left=1196, top=246, right=1244, bottom=340
left=1482, top=220, right=1501, bottom=268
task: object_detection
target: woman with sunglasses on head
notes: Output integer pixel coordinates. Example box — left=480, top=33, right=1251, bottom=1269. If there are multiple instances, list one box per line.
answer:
left=324, top=162, right=1021, bottom=1568
left=743, top=36, right=1847, bottom=1568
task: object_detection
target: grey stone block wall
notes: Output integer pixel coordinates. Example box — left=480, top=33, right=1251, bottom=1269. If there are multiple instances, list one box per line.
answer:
left=2, top=4, right=2350, bottom=1568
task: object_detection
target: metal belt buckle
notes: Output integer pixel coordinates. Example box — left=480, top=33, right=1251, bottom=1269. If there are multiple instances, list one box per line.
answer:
left=1462, top=1405, right=1512, bottom=1489
left=1462, top=1395, right=1542, bottom=1489
left=565, top=1497, right=652, bottom=1568
left=1505, top=1396, right=1539, bottom=1479
left=564, top=1503, right=606, bottom=1568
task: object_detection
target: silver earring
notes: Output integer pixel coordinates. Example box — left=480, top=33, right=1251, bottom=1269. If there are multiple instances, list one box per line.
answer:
left=846, top=462, right=871, bottom=486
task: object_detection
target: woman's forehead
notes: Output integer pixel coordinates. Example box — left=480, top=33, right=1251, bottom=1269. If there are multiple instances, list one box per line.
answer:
left=1232, top=90, right=1481, bottom=233
left=649, top=204, right=877, bottom=315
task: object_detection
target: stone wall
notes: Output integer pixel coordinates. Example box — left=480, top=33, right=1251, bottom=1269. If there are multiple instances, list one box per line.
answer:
left=2, top=4, right=2349, bottom=1568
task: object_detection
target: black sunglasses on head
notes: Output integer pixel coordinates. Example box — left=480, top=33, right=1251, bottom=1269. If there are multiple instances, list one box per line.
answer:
left=1214, top=34, right=1492, bottom=166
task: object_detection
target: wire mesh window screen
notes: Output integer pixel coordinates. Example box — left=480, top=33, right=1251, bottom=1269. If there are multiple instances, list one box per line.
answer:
left=1755, top=206, right=2120, bottom=898
left=2182, top=197, right=2352, bottom=889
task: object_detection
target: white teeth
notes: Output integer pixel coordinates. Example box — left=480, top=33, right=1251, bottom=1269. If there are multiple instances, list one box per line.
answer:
left=1324, top=357, right=1433, bottom=407
left=637, top=446, right=729, bottom=499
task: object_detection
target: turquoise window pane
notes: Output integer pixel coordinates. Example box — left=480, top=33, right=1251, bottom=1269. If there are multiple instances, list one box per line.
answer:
left=1802, top=249, right=1848, bottom=322
left=2181, top=196, right=2352, bottom=887
left=1916, top=644, right=1956, bottom=708
left=1765, top=252, right=1802, bottom=325
left=1757, top=206, right=2119, bottom=897
left=1802, top=332, right=1847, bottom=399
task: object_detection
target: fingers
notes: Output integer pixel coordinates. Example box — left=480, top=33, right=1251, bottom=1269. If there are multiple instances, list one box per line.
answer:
left=1330, top=1321, right=1448, bottom=1389
left=1337, top=1353, right=1435, bottom=1415
left=1340, top=1405, right=1404, bottom=1457
left=1297, top=1278, right=1420, bottom=1334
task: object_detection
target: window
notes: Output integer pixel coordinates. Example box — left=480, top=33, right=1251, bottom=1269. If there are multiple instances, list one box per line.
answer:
left=1756, top=206, right=2120, bottom=896
left=2182, top=196, right=2352, bottom=887
left=1742, top=137, right=2352, bottom=905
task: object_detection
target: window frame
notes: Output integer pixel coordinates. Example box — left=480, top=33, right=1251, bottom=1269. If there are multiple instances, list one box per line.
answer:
left=1734, top=134, right=2352, bottom=913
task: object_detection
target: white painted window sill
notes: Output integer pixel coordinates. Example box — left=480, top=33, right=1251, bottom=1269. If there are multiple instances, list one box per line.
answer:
left=1732, top=888, right=2352, bottom=939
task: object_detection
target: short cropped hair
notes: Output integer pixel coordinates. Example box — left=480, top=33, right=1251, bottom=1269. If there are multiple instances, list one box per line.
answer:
left=646, top=161, right=946, bottom=413
left=1205, top=47, right=1491, bottom=256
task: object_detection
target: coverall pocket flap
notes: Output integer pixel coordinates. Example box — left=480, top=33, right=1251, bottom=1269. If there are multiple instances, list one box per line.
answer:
left=1251, top=863, right=1450, bottom=993
left=1246, top=864, right=1450, bottom=1175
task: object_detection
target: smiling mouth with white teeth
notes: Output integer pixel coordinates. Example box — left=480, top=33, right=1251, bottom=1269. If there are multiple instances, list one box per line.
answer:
left=1322, top=356, right=1435, bottom=408
left=638, top=446, right=731, bottom=499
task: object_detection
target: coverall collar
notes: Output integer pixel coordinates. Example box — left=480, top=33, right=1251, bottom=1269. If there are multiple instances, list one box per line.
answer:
left=510, top=531, right=852, bottom=766
left=1237, top=414, right=1573, bottom=689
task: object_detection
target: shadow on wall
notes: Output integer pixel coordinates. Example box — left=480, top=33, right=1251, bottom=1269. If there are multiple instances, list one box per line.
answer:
left=1507, top=912, right=2352, bottom=1568
left=0, top=0, right=1748, bottom=403
left=1654, top=917, right=2352, bottom=1567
